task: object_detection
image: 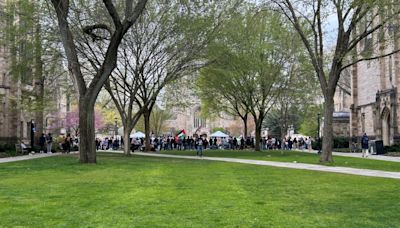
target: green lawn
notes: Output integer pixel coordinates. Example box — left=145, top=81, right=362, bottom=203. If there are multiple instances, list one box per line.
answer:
left=161, top=149, right=400, bottom=172
left=0, top=153, right=399, bottom=227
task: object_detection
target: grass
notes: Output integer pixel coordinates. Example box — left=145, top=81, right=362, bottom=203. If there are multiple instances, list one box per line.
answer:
left=160, top=149, right=400, bottom=172
left=0, top=153, right=399, bottom=227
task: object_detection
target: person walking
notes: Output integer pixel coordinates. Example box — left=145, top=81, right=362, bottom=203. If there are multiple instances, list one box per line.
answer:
left=361, top=133, right=369, bottom=158
left=46, top=133, right=53, bottom=153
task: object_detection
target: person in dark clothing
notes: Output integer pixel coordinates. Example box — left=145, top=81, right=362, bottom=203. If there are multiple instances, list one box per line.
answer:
left=182, top=137, right=187, bottom=150
left=288, top=138, right=293, bottom=150
left=361, top=133, right=369, bottom=158
left=240, top=138, right=245, bottom=150
left=95, top=138, right=101, bottom=150
left=108, top=137, right=113, bottom=150
left=203, top=138, right=208, bottom=149
left=64, top=133, right=71, bottom=153
left=233, top=137, right=238, bottom=150
left=39, top=133, right=46, bottom=153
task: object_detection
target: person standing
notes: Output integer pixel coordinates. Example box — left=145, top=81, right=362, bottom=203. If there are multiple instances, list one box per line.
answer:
left=39, top=133, right=46, bottom=153
left=306, top=137, right=312, bottom=151
left=196, top=137, right=204, bottom=157
left=64, top=133, right=72, bottom=154
left=361, top=133, right=369, bottom=158
left=46, top=133, right=53, bottom=153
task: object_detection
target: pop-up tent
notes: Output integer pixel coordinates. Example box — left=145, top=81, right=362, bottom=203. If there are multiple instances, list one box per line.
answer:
left=210, top=131, right=229, bottom=138
left=130, top=131, right=145, bottom=138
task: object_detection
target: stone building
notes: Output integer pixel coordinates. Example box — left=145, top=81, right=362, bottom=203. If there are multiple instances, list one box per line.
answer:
left=350, top=29, right=400, bottom=145
left=161, top=74, right=248, bottom=137
left=0, top=0, right=68, bottom=144
left=332, top=69, right=351, bottom=137
left=165, top=103, right=246, bottom=137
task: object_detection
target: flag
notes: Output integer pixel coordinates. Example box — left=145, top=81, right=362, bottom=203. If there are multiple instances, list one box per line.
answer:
left=175, top=129, right=187, bottom=141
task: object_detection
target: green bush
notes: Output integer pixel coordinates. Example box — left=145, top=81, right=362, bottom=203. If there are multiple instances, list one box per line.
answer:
left=333, top=137, right=350, bottom=149
left=384, top=144, right=400, bottom=153
left=311, top=140, right=322, bottom=150
left=5, top=149, right=17, bottom=156
left=311, top=137, right=350, bottom=150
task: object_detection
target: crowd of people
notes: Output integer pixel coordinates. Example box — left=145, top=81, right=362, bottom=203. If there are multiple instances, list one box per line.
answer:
left=34, top=133, right=314, bottom=156
left=124, top=135, right=314, bottom=154
left=95, top=137, right=123, bottom=151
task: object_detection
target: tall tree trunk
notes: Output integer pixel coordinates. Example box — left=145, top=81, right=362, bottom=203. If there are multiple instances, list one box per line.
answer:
left=280, top=125, right=286, bottom=141
left=79, top=98, right=96, bottom=163
left=320, top=94, right=334, bottom=163
left=255, top=120, right=262, bottom=152
left=144, top=109, right=151, bottom=151
left=242, top=113, right=248, bottom=137
left=123, top=124, right=133, bottom=155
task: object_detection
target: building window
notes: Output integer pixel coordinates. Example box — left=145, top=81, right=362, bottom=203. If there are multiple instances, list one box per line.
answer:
left=193, top=110, right=206, bottom=128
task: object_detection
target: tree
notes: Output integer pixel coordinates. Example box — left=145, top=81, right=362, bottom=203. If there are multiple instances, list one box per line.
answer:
left=50, top=0, right=148, bottom=163
left=199, top=8, right=297, bottom=151
left=264, top=54, right=320, bottom=139
left=105, top=0, right=241, bottom=153
left=135, top=105, right=172, bottom=136
left=65, top=109, right=105, bottom=137
left=298, top=105, right=323, bottom=137
left=270, top=0, right=400, bottom=162
left=47, top=108, right=105, bottom=137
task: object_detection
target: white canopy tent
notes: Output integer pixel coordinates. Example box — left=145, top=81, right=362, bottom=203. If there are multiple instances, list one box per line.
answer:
left=210, top=131, right=229, bottom=138
left=130, top=131, right=145, bottom=138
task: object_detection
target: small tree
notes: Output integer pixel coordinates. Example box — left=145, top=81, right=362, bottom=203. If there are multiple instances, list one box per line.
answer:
left=199, top=8, right=299, bottom=151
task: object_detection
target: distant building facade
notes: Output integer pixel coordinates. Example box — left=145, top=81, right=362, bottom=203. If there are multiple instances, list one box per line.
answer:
left=349, top=27, right=400, bottom=145
left=165, top=104, right=246, bottom=137
left=0, top=0, right=68, bottom=144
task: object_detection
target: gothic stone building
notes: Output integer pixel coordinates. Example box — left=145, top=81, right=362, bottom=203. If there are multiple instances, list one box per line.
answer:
left=350, top=35, right=400, bottom=145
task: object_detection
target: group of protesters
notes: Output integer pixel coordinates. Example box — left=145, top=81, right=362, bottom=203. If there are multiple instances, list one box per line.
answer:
left=94, top=132, right=314, bottom=155
left=95, top=137, right=123, bottom=151
left=128, top=135, right=314, bottom=152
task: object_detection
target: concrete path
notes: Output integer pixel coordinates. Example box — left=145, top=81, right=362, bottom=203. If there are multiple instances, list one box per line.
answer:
left=297, top=149, right=400, bottom=162
left=133, top=152, right=400, bottom=180
left=0, top=153, right=60, bottom=164
left=1, top=150, right=399, bottom=180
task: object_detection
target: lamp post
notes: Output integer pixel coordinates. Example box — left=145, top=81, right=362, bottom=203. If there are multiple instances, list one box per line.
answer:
left=317, top=113, right=321, bottom=154
left=114, top=118, right=118, bottom=137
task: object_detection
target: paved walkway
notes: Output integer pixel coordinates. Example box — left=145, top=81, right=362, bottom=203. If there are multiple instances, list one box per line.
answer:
left=0, top=153, right=60, bottom=164
left=133, top=152, right=400, bottom=180
left=297, top=149, right=400, bottom=162
left=1, top=150, right=400, bottom=180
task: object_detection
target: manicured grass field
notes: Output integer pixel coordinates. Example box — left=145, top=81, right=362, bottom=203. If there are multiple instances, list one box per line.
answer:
left=0, top=153, right=399, bottom=227
left=161, top=149, right=400, bottom=172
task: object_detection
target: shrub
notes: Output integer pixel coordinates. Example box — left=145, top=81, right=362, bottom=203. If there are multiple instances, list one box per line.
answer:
left=312, top=137, right=350, bottom=150
left=312, top=140, right=322, bottom=150
left=333, top=137, right=350, bottom=149
left=384, top=144, right=400, bottom=153
left=3, top=143, right=15, bottom=151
